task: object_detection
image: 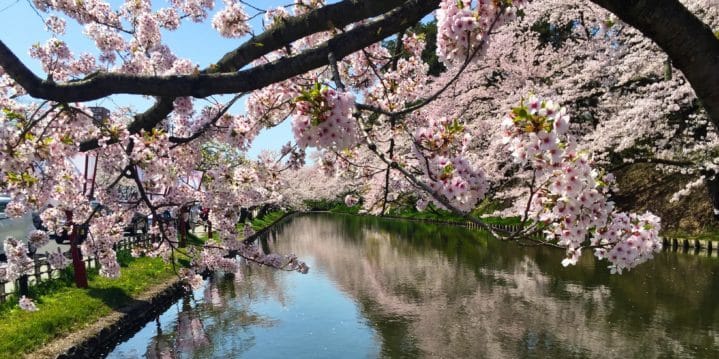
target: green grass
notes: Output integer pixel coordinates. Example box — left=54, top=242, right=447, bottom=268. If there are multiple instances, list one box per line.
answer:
left=249, top=210, right=288, bottom=231
left=663, top=226, right=719, bottom=240
left=0, top=210, right=294, bottom=357
left=323, top=201, right=523, bottom=226
left=389, top=208, right=521, bottom=225
left=0, top=254, right=175, bottom=358
left=478, top=216, right=523, bottom=225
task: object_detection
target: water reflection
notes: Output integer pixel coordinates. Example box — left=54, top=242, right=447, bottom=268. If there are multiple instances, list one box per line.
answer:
left=109, top=214, right=719, bottom=358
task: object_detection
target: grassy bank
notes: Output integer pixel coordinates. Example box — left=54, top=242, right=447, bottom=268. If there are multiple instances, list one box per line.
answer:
left=191, top=209, right=291, bottom=244
left=0, top=254, right=175, bottom=358
left=0, top=209, right=296, bottom=357
left=662, top=227, right=719, bottom=241
left=317, top=200, right=522, bottom=226
left=248, top=210, right=289, bottom=231
left=613, top=163, right=717, bottom=235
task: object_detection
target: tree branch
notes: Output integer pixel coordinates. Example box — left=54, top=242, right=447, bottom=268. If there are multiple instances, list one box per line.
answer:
left=0, top=0, right=437, bottom=103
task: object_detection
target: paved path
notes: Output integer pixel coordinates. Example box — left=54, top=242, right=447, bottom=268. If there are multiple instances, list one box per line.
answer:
left=0, top=215, right=70, bottom=256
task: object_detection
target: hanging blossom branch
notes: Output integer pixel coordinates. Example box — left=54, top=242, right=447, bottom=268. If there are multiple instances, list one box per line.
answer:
left=0, top=0, right=438, bottom=152
left=67, top=0, right=437, bottom=152
left=355, top=9, right=503, bottom=118
left=354, top=113, right=507, bottom=238
left=169, top=93, right=245, bottom=146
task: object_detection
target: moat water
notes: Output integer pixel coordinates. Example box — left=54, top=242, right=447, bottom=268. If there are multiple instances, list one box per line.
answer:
left=107, top=213, right=719, bottom=358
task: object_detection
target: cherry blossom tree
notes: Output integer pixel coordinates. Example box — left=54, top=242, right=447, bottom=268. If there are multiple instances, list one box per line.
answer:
left=0, top=0, right=718, bottom=310
left=409, top=0, right=719, bottom=220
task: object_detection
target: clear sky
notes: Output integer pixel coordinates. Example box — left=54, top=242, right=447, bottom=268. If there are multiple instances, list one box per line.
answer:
left=0, top=0, right=298, bottom=159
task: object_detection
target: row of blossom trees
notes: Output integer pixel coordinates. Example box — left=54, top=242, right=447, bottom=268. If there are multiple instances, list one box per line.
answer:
left=0, top=0, right=718, bottom=309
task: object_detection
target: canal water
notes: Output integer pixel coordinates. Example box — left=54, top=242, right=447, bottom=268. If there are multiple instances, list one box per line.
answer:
left=107, top=213, right=719, bottom=358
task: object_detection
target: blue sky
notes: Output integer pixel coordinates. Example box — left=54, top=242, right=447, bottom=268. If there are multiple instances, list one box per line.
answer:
left=0, top=0, right=298, bottom=159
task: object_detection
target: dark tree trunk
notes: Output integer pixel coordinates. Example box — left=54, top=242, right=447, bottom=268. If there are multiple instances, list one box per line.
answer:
left=239, top=208, right=250, bottom=224
left=18, top=275, right=29, bottom=297
left=257, top=204, right=270, bottom=219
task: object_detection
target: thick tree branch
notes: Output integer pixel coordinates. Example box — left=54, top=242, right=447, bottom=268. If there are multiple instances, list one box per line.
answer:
left=212, top=0, right=411, bottom=73
left=0, top=0, right=437, bottom=103
left=135, top=0, right=409, bottom=132
left=7, top=0, right=438, bottom=152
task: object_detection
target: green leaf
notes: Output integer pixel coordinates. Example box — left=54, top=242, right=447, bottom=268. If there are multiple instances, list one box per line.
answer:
left=3, top=108, right=25, bottom=121
left=517, top=107, right=528, bottom=118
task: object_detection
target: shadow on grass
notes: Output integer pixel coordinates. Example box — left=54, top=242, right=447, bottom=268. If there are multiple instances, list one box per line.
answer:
left=86, top=287, right=148, bottom=313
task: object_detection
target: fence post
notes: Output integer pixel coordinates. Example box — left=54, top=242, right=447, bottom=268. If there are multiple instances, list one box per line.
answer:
left=34, top=258, right=42, bottom=282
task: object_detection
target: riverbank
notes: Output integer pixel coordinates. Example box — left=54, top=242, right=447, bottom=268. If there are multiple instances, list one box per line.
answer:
left=8, top=210, right=294, bottom=358
left=26, top=278, right=183, bottom=359
left=0, top=255, right=176, bottom=359
left=326, top=200, right=719, bottom=249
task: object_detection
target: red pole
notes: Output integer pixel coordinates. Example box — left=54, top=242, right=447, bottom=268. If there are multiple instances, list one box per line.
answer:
left=67, top=211, right=88, bottom=288
left=179, top=206, right=187, bottom=247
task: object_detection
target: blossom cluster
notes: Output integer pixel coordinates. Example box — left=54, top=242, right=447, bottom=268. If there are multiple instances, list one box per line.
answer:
left=501, top=96, right=662, bottom=272
left=344, top=194, right=359, bottom=207
left=27, top=230, right=50, bottom=252
left=414, top=117, right=488, bottom=213
left=84, top=214, right=124, bottom=278
left=212, top=0, right=250, bottom=38
left=436, top=0, right=525, bottom=65
left=360, top=34, right=429, bottom=112
left=0, top=237, right=33, bottom=282
left=592, top=212, right=662, bottom=274
left=47, top=250, right=70, bottom=270
left=236, top=241, right=309, bottom=274
left=291, top=85, right=359, bottom=150
left=19, top=295, right=38, bottom=311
